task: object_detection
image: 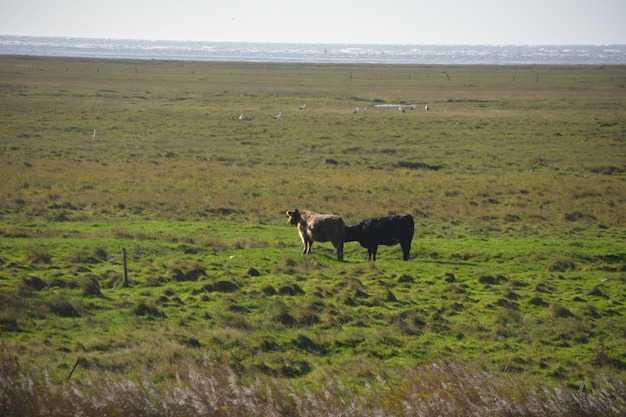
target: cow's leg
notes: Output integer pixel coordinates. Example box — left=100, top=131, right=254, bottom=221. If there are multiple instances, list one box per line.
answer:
left=304, top=239, right=313, bottom=254
left=334, top=240, right=344, bottom=261
left=368, top=245, right=377, bottom=261
left=401, top=241, right=411, bottom=261
left=299, top=236, right=306, bottom=255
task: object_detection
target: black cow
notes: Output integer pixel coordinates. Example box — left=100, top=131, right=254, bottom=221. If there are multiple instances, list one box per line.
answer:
left=344, top=214, right=414, bottom=261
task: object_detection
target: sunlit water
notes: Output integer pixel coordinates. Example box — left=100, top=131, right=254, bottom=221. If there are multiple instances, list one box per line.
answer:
left=1, top=36, right=625, bottom=65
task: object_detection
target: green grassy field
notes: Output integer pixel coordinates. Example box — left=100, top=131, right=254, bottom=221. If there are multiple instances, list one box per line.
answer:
left=0, top=55, right=625, bottom=416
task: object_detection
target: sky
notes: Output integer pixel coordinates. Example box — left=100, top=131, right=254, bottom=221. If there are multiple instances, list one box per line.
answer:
left=1, top=0, right=625, bottom=45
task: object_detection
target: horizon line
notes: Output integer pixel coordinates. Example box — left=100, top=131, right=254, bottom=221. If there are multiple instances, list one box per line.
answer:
left=2, top=34, right=625, bottom=48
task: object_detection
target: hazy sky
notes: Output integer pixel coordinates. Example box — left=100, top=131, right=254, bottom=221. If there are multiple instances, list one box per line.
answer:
left=2, top=0, right=625, bottom=45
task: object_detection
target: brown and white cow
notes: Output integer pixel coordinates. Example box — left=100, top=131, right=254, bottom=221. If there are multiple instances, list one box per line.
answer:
left=286, top=209, right=346, bottom=260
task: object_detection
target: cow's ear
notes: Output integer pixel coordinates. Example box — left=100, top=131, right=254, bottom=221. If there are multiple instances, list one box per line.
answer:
left=286, top=210, right=292, bottom=216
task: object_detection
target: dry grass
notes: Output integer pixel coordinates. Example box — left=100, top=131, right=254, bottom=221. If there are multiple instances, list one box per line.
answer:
left=1, top=349, right=624, bottom=417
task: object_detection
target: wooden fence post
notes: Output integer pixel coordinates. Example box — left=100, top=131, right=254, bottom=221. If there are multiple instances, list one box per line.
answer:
left=122, top=248, right=129, bottom=287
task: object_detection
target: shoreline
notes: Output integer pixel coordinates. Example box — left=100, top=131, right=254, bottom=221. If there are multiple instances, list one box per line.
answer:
left=2, top=35, right=625, bottom=65
left=3, top=54, right=626, bottom=68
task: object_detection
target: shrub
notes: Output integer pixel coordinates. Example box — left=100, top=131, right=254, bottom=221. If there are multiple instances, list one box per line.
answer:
left=133, top=302, right=163, bottom=317
left=262, top=285, right=277, bottom=296
left=213, top=280, right=239, bottom=293
left=80, top=275, right=104, bottom=297
left=292, top=334, right=327, bottom=355
left=0, top=310, right=19, bottom=332
left=269, top=301, right=298, bottom=327
left=178, top=336, right=202, bottom=348
left=186, top=266, right=207, bottom=281
left=441, top=272, right=456, bottom=283
left=588, top=285, right=608, bottom=298
left=65, top=251, right=96, bottom=264
left=591, top=343, right=626, bottom=370
left=550, top=303, right=576, bottom=319
left=20, top=277, right=48, bottom=291
left=92, top=246, right=109, bottom=261
left=298, top=310, right=321, bottom=326
left=564, top=211, right=596, bottom=222
left=222, top=313, right=250, bottom=330
left=278, top=283, right=305, bottom=296
left=276, top=359, right=312, bottom=378
left=170, top=265, right=207, bottom=282
left=478, top=274, right=507, bottom=285
left=396, top=161, right=443, bottom=171
left=246, top=267, right=261, bottom=277
left=391, top=309, right=427, bottom=335
left=549, top=256, right=576, bottom=272
left=529, top=296, right=548, bottom=306
left=26, top=246, right=51, bottom=264
left=46, top=296, right=80, bottom=317
left=170, top=268, right=186, bottom=281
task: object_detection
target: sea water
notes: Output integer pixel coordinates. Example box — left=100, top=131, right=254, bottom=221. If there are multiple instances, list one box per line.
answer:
left=0, top=35, right=625, bottom=65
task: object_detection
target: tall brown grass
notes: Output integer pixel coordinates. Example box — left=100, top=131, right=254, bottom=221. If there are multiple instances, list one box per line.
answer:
left=1, top=347, right=624, bottom=417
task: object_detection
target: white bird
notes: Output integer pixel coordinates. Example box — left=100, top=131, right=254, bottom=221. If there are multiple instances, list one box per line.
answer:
left=399, top=106, right=405, bottom=113
left=92, top=129, right=97, bottom=141
left=410, top=104, right=417, bottom=111
left=299, top=104, right=306, bottom=110
left=425, top=104, right=430, bottom=111
left=363, top=107, right=367, bottom=113
left=274, top=111, right=281, bottom=120
left=353, top=107, right=359, bottom=113
left=238, top=113, right=244, bottom=121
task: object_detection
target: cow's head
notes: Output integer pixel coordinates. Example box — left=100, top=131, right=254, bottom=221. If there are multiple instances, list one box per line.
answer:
left=343, top=225, right=359, bottom=242
left=286, top=209, right=301, bottom=225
